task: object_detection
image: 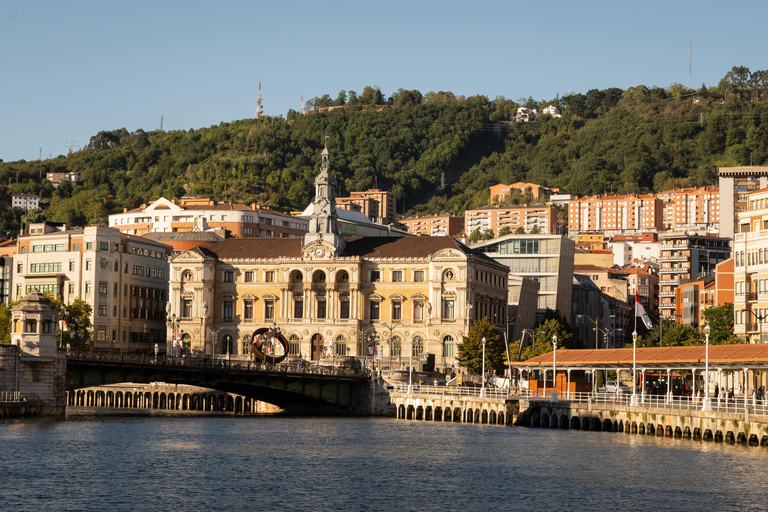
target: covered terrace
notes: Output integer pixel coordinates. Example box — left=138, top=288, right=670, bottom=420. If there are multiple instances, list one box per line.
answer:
left=508, top=345, right=768, bottom=405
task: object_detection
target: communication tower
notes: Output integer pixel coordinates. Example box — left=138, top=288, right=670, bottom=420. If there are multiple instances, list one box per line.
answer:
left=255, top=79, right=264, bottom=119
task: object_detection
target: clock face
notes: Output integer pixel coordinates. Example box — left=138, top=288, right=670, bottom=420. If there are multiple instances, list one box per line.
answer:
left=315, top=247, right=324, bottom=257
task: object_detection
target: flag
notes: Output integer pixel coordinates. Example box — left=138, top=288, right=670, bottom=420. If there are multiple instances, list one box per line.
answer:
left=635, top=290, right=653, bottom=329
left=59, top=319, right=68, bottom=331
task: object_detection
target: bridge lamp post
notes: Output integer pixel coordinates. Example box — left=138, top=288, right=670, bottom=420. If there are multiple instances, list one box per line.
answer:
left=480, top=337, right=486, bottom=398
left=382, top=322, right=395, bottom=370
left=551, top=335, right=557, bottom=402
left=630, top=331, right=638, bottom=406
left=702, top=323, right=711, bottom=412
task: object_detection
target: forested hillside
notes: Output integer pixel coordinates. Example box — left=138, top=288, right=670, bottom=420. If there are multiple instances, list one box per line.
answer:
left=2, top=66, right=768, bottom=237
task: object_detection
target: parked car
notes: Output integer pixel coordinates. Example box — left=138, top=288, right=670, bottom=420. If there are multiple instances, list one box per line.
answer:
left=605, top=381, right=631, bottom=393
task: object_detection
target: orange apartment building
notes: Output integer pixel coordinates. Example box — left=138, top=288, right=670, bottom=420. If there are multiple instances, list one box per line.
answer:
left=465, top=205, right=560, bottom=236
left=675, top=257, right=734, bottom=329
left=489, top=182, right=560, bottom=205
left=108, top=197, right=308, bottom=238
left=669, top=186, right=720, bottom=231
left=335, top=189, right=397, bottom=225
left=568, top=194, right=663, bottom=234
left=398, top=213, right=464, bottom=237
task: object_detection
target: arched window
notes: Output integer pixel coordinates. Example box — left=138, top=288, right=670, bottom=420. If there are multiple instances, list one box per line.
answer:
left=313, top=271, right=326, bottom=282
left=442, top=335, right=454, bottom=358
left=289, top=334, right=301, bottom=356
left=412, top=336, right=424, bottom=356
left=334, top=334, right=347, bottom=356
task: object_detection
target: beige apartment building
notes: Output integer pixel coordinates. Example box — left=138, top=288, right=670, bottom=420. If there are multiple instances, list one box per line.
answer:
left=568, top=194, right=663, bottom=234
left=336, top=189, right=397, bottom=225
left=398, top=213, right=464, bottom=237
left=14, top=223, right=172, bottom=352
left=733, top=187, right=768, bottom=342
left=465, top=206, right=561, bottom=236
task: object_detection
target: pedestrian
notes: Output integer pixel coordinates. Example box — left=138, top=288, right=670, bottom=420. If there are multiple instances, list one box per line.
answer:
left=434, top=378, right=438, bottom=387
left=714, top=383, right=719, bottom=398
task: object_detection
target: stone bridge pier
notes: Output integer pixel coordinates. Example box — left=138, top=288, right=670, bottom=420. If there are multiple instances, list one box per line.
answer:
left=390, top=390, right=515, bottom=425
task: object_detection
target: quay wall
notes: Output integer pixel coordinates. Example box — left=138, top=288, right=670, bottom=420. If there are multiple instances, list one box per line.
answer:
left=519, top=400, right=768, bottom=447
left=390, top=391, right=514, bottom=425
left=0, top=344, right=66, bottom=417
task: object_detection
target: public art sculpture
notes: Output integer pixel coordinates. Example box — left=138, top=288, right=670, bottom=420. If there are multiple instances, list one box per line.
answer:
left=249, top=325, right=288, bottom=364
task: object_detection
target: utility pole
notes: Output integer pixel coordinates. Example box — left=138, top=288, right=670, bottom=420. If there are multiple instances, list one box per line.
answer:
left=65, top=139, right=78, bottom=155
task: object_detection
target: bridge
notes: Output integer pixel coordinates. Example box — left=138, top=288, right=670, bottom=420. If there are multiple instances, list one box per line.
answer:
left=65, top=350, right=376, bottom=415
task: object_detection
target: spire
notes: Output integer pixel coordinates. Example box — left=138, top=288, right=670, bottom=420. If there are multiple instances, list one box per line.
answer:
left=255, top=78, right=263, bottom=119
left=304, top=143, right=345, bottom=256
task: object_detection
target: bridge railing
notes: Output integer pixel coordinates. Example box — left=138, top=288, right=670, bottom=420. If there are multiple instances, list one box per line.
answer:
left=511, top=389, right=768, bottom=416
left=391, top=384, right=509, bottom=399
left=66, top=349, right=372, bottom=379
left=0, top=391, right=24, bottom=402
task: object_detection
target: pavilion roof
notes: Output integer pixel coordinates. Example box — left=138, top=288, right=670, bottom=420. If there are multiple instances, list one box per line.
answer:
left=508, top=345, right=768, bottom=370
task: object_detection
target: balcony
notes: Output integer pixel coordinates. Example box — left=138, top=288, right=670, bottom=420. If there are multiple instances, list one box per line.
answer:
left=659, top=267, right=689, bottom=273
left=746, top=292, right=758, bottom=302
left=745, top=323, right=759, bottom=332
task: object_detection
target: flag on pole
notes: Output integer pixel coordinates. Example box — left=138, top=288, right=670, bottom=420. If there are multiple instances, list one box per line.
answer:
left=635, top=290, right=653, bottom=329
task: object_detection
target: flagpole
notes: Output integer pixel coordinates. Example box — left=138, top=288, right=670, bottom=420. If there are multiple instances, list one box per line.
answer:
left=631, top=291, right=638, bottom=406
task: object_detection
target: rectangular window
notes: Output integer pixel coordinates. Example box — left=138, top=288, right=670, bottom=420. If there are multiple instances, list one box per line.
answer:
left=294, top=300, right=303, bottom=319
left=414, top=270, right=425, bottom=282
left=86, top=242, right=93, bottom=250
left=182, top=299, right=192, bottom=318
left=30, top=262, right=63, bottom=273
left=317, top=301, right=326, bottom=319
left=265, top=271, right=275, bottom=282
left=113, top=283, right=118, bottom=296
left=442, top=299, right=455, bottom=319
left=369, top=301, right=380, bottom=320
left=97, top=329, right=106, bottom=341
left=132, top=265, right=144, bottom=276
left=100, top=242, right=109, bottom=251
left=85, top=282, right=92, bottom=294
left=86, top=259, right=93, bottom=270
left=113, top=306, right=117, bottom=317
left=223, top=300, right=233, bottom=320
left=69, top=260, right=75, bottom=271
left=340, top=300, right=350, bottom=319
left=98, top=305, right=107, bottom=316
left=122, top=307, right=127, bottom=318
left=414, top=301, right=424, bottom=321
left=265, top=300, right=275, bottom=320
left=68, top=283, right=75, bottom=294
left=392, top=301, right=402, bottom=321
left=370, top=271, right=380, bottom=282
left=223, top=270, right=234, bottom=282
left=244, top=300, right=254, bottom=320
left=99, top=282, right=108, bottom=295
left=16, top=263, right=22, bottom=273
left=245, top=271, right=254, bottom=282
left=392, top=270, right=403, bottom=282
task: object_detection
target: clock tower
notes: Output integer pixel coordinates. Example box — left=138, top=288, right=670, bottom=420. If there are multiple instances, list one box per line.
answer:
left=303, top=144, right=345, bottom=259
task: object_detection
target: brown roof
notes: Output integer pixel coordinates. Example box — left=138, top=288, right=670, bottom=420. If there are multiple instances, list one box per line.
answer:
left=199, top=235, right=504, bottom=267
left=573, top=264, right=629, bottom=274
left=510, top=345, right=768, bottom=370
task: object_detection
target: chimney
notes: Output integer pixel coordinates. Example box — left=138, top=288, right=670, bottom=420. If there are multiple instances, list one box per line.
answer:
left=123, top=208, right=128, bottom=213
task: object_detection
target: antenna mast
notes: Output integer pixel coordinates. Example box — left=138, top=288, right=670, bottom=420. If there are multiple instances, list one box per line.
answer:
left=689, top=41, right=691, bottom=89
left=255, top=78, right=263, bottom=119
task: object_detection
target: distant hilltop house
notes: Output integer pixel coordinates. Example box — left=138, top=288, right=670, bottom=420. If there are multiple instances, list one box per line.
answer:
left=489, top=182, right=564, bottom=205
left=12, top=194, right=39, bottom=211
left=542, top=105, right=562, bottom=117
left=515, top=107, right=538, bottom=123
left=45, top=172, right=81, bottom=188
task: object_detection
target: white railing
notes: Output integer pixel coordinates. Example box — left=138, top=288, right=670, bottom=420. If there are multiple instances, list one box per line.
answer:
left=0, top=391, right=24, bottom=402
left=392, top=384, right=509, bottom=399
left=509, top=390, right=768, bottom=416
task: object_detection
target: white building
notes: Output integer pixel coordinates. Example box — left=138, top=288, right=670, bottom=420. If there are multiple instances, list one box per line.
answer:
left=12, top=194, right=39, bottom=210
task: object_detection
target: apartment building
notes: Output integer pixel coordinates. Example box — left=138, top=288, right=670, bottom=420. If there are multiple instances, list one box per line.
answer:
left=465, top=205, right=560, bottom=236
left=398, top=213, right=464, bottom=237
left=12, top=194, right=39, bottom=211
left=335, top=189, right=397, bottom=225
left=568, top=194, right=663, bottom=234
left=733, top=187, right=768, bottom=342
left=489, top=182, right=559, bottom=205
left=13, top=223, right=172, bottom=352
left=658, top=233, right=731, bottom=318
left=109, top=197, right=308, bottom=238
left=669, top=186, right=720, bottom=231
left=45, top=172, right=82, bottom=188
left=719, top=166, right=768, bottom=239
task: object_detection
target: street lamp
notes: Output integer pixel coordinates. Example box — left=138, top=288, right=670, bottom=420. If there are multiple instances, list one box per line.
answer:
left=551, top=335, right=557, bottom=402
left=630, top=331, right=638, bottom=406
left=382, top=322, right=396, bottom=370
left=480, top=337, right=487, bottom=398
left=702, top=323, right=711, bottom=411
left=578, top=314, right=615, bottom=349
left=408, top=337, right=415, bottom=393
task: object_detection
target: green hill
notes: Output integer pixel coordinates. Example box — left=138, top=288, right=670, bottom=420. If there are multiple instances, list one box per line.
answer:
left=1, top=66, right=767, bottom=237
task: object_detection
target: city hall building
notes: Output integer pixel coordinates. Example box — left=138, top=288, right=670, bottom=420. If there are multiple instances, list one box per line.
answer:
left=168, top=147, right=509, bottom=370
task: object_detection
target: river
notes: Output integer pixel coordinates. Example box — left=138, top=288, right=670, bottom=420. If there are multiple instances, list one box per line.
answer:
left=1, top=415, right=765, bottom=511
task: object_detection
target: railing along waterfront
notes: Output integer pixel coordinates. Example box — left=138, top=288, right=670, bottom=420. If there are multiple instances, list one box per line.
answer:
left=0, top=391, right=24, bottom=402
left=66, top=350, right=372, bottom=378
left=392, top=384, right=509, bottom=399
left=510, top=389, right=768, bottom=416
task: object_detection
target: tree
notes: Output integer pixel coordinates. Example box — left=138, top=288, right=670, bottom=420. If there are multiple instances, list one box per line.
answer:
left=468, top=229, right=482, bottom=243
left=510, top=311, right=577, bottom=361
left=702, top=303, right=741, bottom=344
left=498, top=226, right=511, bottom=237
left=45, top=295, right=93, bottom=349
left=333, top=90, right=347, bottom=106
left=639, top=319, right=700, bottom=347
left=0, top=300, right=18, bottom=344
left=514, top=226, right=525, bottom=234
left=457, top=317, right=506, bottom=373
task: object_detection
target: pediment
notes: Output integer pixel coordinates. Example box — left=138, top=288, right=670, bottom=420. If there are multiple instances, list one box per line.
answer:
left=411, top=293, right=427, bottom=301
left=432, top=248, right=465, bottom=260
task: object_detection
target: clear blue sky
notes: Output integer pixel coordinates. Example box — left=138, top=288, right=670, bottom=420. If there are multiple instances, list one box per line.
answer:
left=2, top=0, right=766, bottom=162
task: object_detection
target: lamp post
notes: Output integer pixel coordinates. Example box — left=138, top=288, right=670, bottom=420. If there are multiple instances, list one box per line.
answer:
left=551, top=335, right=557, bottom=402
left=578, top=314, right=615, bottom=349
left=480, top=337, right=486, bottom=398
left=382, top=322, right=395, bottom=370
left=702, top=323, right=711, bottom=411
left=202, top=301, right=210, bottom=358
left=408, top=337, right=415, bottom=393
left=630, top=331, right=638, bottom=406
